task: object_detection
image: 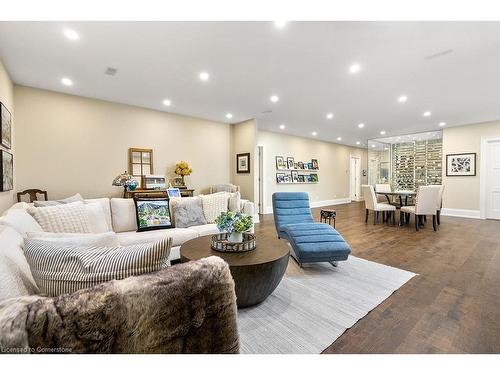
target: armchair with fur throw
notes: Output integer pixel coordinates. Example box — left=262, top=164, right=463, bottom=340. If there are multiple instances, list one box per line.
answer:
left=0, top=256, right=239, bottom=354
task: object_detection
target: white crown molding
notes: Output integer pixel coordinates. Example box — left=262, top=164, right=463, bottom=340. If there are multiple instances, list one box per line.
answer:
left=440, top=208, right=481, bottom=219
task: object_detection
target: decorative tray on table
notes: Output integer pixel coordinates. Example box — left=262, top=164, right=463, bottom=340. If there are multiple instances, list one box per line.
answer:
left=210, top=233, right=256, bottom=253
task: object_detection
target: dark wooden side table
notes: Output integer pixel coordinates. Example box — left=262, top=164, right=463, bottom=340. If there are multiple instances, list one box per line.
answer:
left=180, top=235, right=289, bottom=308
left=320, top=209, right=336, bottom=228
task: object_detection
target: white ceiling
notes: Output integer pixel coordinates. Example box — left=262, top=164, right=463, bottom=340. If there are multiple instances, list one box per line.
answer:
left=1, top=21, right=500, bottom=147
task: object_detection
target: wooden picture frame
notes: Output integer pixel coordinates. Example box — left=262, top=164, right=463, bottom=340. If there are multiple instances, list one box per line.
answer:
left=275, top=155, right=286, bottom=170
left=446, top=153, right=476, bottom=176
left=0, top=149, right=13, bottom=191
left=237, top=153, right=251, bottom=173
left=1, top=102, right=12, bottom=149
left=129, top=147, right=153, bottom=178
left=287, top=157, right=295, bottom=170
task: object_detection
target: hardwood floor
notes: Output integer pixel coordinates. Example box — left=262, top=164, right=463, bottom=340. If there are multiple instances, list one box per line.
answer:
left=253, top=201, right=500, bottom=353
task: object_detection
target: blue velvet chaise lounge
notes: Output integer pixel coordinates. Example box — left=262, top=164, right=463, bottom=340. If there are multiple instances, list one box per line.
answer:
left=272, top=192, right=351, bottom=267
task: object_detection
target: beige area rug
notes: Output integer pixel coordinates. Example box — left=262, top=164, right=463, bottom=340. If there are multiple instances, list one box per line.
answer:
left=237, top=256, right=416, bottom=354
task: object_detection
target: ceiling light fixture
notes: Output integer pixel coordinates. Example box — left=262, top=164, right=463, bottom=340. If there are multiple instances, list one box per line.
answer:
left=162, top=99, right=171, bottom=106
left=326, top=113, right=334, bottom=119
left=279, top=124, right=286, bottom=130
left=312, top=131, right=317, bottom=136
left=439, top=122, right=446, bottom=127
left=226, top=113, right=233, bottom=119
left=337, top=137, right=342, bottom=141
left=270, top=95, right=279, bottom=103
left=63, top=28, right=79, bottom=41
left=274, top=20, right=287, bottom=29
left=398, top=95, right=408, bottom=103
left=371, top=144, right=376, bottom=148
left=199, top=71, right=210, bottom=81
left=349, top=63, right=361, bottom=74
left=356, top=141, right=361, bottom=145
left=380, top=130, right=386, bottom=135
left=423, top=111, right=432, bottom=117
left=358, top=123, right=365, bottom=128
left=61, top=77, right=73, bottom=86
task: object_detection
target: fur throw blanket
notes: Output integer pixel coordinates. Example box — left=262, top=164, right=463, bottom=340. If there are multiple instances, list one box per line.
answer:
left=0, top=256, right=239, bottom=354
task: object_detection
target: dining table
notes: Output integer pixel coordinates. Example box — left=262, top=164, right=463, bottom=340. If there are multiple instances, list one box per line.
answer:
left=375, top=190, right=416, bottom=207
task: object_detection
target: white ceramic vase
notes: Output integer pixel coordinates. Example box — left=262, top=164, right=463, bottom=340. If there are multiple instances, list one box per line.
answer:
left=228, top=232, right=243, bottom=243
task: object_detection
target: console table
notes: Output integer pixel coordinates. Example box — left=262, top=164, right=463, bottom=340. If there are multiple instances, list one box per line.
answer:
left=124, top=188, right=195, bottom=199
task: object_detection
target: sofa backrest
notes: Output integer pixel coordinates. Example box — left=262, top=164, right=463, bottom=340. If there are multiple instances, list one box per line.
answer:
left=272, top=192, right=314, bottom=233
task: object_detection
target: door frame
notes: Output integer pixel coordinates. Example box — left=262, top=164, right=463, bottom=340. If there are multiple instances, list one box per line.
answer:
left=257, top=145, right=264, bottom=215
left=349, top=155, right=362, bottom=202
left=479, top=136, right=500, bottom=219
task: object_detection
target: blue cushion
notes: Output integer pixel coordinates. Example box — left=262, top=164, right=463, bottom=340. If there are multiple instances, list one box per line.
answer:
left=282, top=223, right=351, bottom=262
left=272, top=192, right=314, bottom=233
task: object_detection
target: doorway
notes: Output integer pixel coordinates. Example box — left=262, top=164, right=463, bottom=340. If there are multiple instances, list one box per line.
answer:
left=482, top=138, right=500, bottom=220
left=258, top=146, right=264, bottom=215
left=350, top=156, right=361, bottom=201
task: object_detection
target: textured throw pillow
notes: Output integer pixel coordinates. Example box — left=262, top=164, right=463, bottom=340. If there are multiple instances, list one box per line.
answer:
left=25, top=231, right=120, bottom=247
left=27, top=201, right=92, bottom=233
left=134, top=198, right=173, bottom=232
left=170, top=196, right=207, bottom=228
left=85, top=202, right=110, bottom=233
left=200, top=192, right=229, bottom=223
left=33, top=193, right=84, bottom=207
left=23, top=237, right=172, bottom=297
left=228, top=191, right=241, bottom=213
left=0, top=209, right=43, bottom=236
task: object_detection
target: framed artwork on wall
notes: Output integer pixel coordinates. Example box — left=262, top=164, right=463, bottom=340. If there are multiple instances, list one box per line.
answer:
left=446, top=153, right=476, bottom=176
left=0, top=149, right=13, bottom=191
left=276, top=172, right=285, bottom=183
left=1, top=102, right=12, bottom=149
left=276, top=156, right=286, bottom=170
left=292, top=171, right=299, bottom=182
left=236, top=152, right=250, bottom=173
left=287, top=157, right=294, bottom=169
left=312, top=159, right=319, bottom=170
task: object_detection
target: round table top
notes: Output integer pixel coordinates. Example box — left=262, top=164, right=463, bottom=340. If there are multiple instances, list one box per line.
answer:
left=376, top=190, right=415, bottom=196
left=180, top=235, right=290, bottom=267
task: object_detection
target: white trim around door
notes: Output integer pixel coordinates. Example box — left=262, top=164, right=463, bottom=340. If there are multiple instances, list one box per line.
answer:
left=480, top=136, right=500, bottom=220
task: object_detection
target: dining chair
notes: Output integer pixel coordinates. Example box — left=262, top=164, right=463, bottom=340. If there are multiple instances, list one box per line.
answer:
left=400, top=185, right=441, bottom=231
left=16, top=189, right=48, bottom=203
left=362, top=185, right=396, bottom=225
left=436, top=185, right=445, bottom=225
left=375, top=183, right=392, bottom=204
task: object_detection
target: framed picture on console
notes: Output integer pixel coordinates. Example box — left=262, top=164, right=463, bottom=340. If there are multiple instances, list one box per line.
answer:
left=446, top=153, right=476, bottom=176
left=1, top=102, right=12, bottom=149
left=0, top=150, right=13, bottom=191
left=237, top=153, right=250, bottom=173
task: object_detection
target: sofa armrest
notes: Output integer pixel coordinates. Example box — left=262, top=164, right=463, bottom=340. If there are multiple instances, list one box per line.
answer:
left=0, top=257, right=239, bottom=354
left=240, top=200, right=255, bottom=216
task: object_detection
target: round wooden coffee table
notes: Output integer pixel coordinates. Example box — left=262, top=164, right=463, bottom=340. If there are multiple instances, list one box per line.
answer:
left=180, top=235, right=289, bottom=308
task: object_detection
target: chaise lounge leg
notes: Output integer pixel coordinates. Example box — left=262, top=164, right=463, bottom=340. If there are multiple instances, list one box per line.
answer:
left=329, top=261, right=338, bottom=267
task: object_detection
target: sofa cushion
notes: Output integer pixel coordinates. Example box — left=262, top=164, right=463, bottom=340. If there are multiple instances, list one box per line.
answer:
left=116, top=227, right=197, bottom=247
left=228, top=191, right=241, bottom=213
left=0, top=209, right=43, bottom=236
left=170, top=196, right=207, bottom=228
left=27, top=201, right=92, bottom=233
left=0, top=226, right=39, bottom=302
left=200, top=192, right=229, bottom=223
left=33, top=193, right=84, bottom=207
left=25, top=231, right=120, bottom=247
left=110, top=198, right=137, bottom=233
left=85, top=202, right=110, bottom=233
left=84, top=198, right=112, bottom=231
left=189, top=223, right=220, bottom=237
left=23, top=237, right=172, bottom=297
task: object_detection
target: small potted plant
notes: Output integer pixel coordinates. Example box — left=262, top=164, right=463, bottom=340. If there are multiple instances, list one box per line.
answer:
left=215, top=211, right=253, bottom=243
left=174, top=161, right=192, bottom=186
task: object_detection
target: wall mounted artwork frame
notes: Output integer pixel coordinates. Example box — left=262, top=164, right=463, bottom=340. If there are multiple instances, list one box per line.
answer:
left=446, top=153, right=476, bottom=176
left=276, top=156, right=286, bottom=170
left=236, top=152, right=250, bottom=173
left=1, top=102, right=12, bottom=149
left=0, top=149, right=13, bottom=191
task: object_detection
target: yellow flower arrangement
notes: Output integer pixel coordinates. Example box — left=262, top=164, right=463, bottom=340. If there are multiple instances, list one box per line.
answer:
left=175, top=161, right=192, bottom=176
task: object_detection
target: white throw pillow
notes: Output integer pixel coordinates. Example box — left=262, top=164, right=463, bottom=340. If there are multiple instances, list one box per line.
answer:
left=84, top=198, right=112, bottom=231
left=0, top=209, right=43, bottom=236
left=33, top=193, right=84, bottom=207
left=23, top=237, right=172, bottom=297
left=27, top=201, right=92, bottom=233
left=228, top=191, right=241, bottom=213
left=199, top=192, right=229, bottom=223
left=25, top=231, right=120, bottom=247
left=85, top=202, right=110, bottom=233
left=110, top=198, right=137, bottom=232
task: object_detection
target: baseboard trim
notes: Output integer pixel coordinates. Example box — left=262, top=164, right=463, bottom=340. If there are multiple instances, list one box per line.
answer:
left=441, top=208, right=481, bottom=219
left=264, top=198, right=352, bottom=214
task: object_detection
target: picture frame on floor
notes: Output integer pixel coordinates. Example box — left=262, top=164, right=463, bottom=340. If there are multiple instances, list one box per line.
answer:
left=0, top=149, right=13, bottom=191
left=1, top=102, right=12, bottom=149
left=276, top=156, right=286, bottom=170
left=446, top=153, right=476, bottom=176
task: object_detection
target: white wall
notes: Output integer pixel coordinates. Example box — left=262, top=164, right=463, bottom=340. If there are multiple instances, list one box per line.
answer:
left=14, top=86, right=232, bottom=200
left=230, top=119, right=257, bottom=201
left=257, top=130, right=368, bottom=213
left=0, top=60, right=15, bottom=213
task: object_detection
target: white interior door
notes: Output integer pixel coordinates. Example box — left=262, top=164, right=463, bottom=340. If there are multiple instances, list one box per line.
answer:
left=350, top=156, right=361, bottom=201
left=486, top=140, right=500, bottom=220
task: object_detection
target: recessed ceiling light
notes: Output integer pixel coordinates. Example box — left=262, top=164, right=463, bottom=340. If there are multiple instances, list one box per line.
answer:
left=337, top=137, right=342, bottom=141
left=61, top=77, right=73, bottom=86
left=226, top=113, right=233, bottom=119
left=326, top=113, right=334, bottom=119
left=423, top=111, right=432, bottom=117
left=312, top=131, right=317, bottom=136
left=270, top=95, right=279, bottom=103
left=162, top=99, right=171, bottom=106
left=199, top=71, right=210, bottom=81
left=63, top=28, right=79, bottom=41
left=349, top=63, right=361, bottom=74
left=356, top=141, right=361, bottom=145
left=398, top=95, right=408, bottom=103
left=380, top=130, right=386, bottom=135
left=274, top=21, right=287, bottom=29
left=371, top=144, right=376, bottom=148
left=279, top=124, right=286, bottom=130
left=358, top=123, right=365, bottom=129
left=439, top=122, right=446, bottom=127
left=384, top=147, right=389, bottom=151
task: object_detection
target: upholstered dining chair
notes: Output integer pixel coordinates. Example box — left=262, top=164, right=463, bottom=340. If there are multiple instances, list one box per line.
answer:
left=362, top=185, right=396, bottom=225
left=16, top=189, right=48, bottom=203
left=209, top=183, right=240, bottom=194
left=375, top=183, right=392, bottom=204
left=436, top=185, right=445, bottom=225
left=400, top=185, right=441, bottom=231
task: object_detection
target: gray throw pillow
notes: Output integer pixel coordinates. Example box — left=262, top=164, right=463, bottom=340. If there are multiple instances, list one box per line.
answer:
left=34, top=193, right=84, bottom=207
left=171, top=197, right=207, bottom=228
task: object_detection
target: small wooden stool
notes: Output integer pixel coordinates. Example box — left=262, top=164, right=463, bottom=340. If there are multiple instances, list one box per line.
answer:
left=320, top=209, right=336, bottom=228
